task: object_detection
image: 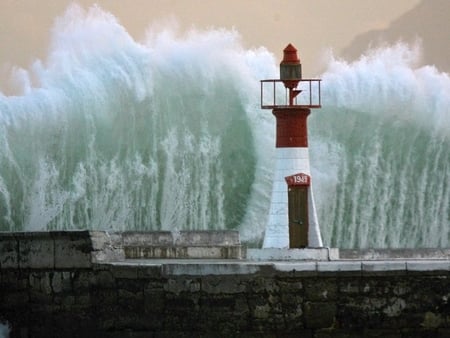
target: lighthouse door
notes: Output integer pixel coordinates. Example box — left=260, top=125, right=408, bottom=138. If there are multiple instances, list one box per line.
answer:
left=288, top=185, right=309, bottom=248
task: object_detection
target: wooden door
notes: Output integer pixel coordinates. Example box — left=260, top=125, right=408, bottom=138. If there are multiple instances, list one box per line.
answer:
left=288, top=186, right=309, bottom=248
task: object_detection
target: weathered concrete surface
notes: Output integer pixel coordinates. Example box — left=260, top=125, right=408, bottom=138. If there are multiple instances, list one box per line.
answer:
left=341, top=248, right=450, bottom=260
left=90, top=231, right=124, bottom=263
left=0, top=231, right=125, bottom=269
left=1, top=258, right=450, bottom=337
left=0, top=231, right=94, bottom=269
left=1, top=231, right=450, bottom=337
left=0, top=230, right=243, bottom=266
left=122, top=230, right=244, bottom=259
left=247, top=248, right=339, bottom=261
left=124, top=230, right=240, bottom=246
left=0, top=233, right=18, bottom=268
left=124, top=245, right=243, bottom=259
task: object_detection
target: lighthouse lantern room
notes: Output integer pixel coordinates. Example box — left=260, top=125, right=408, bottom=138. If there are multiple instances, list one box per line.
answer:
left=261, top=44, right=323, bottom=248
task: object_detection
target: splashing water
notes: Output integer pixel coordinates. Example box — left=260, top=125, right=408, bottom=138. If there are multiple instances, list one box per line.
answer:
left=0, top=4, right=275, bottom=240
left=0, top=5, right=449, bottom=248
left=312, top=44, right=450, bottom=248
left=0, top=321, right=10, bottom=338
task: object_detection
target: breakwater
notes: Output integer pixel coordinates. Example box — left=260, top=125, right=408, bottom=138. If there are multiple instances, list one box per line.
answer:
left=1, top=231, right=450, bottom=337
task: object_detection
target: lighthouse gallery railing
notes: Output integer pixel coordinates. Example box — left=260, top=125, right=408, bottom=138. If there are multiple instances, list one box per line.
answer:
left=260, top=79, right=322, bottom=109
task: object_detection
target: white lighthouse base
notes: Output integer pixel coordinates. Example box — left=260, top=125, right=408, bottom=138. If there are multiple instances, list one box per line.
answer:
left=263, top=148, right=323, bottom=249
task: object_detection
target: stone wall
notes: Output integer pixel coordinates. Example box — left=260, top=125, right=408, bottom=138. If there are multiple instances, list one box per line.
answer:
left=1, top=232, right=450, bottom=337
left=0, top=231, right=124, bottom=270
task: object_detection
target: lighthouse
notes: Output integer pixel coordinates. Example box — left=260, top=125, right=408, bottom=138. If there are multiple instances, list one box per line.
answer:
left=261, top=44, right=323, bottom=248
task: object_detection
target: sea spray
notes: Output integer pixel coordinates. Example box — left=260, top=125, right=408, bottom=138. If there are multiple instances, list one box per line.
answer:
left=0, top=321, right=10, bottom=338
left=0, top=4, right=449, bottom=248
left=0, top=4, right=275, bottom=242
left=312, top=43, right=450, bottom=248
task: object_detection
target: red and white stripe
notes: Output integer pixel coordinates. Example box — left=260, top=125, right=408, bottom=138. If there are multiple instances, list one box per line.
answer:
left=263, top=108, right=323, bottom=248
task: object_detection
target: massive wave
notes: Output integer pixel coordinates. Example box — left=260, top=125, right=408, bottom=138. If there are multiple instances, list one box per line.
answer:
left=1, top=4, right=449, bottom=248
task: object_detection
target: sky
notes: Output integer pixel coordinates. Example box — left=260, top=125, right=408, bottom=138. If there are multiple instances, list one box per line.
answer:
left=0, top=0, right=420, bottom=80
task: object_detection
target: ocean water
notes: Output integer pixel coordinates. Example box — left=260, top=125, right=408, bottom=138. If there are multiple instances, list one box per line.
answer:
left=313, top=45, right=450, bottom=248
left=1, top=5, right=449, bottom=248
left=0, top=321, right=10, bottom=338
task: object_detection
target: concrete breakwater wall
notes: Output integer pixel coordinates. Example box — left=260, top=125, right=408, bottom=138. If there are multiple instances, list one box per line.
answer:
left=1, top=231, right=450, bottom=337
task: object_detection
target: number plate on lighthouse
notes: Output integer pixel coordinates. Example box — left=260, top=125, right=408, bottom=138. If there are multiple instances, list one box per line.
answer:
left=285, top=173, right=310, bottom=186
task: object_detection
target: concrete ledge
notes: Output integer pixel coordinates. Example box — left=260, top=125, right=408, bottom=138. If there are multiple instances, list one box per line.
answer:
left=246, top=248, right=339, bottom=261
left=0, top=231, right=94, bottom=269
left=99, top=258, right=450, bottom=278
left=18, top=232, right=55, bottom=269
left=2, top=231, right=449, bottom=274
left=272, top=262, right=318, bottom=276
left=1, top=231, right=244, bottom=268
left=122, top=230, right=240, bottom=246
left=161, top=262, right=263, bottom=276
left=0, top=233, right=18, bottom=268
left=0, top=230, right=124, bottom=269
left=317, top=261, right=362, bottom=275
left=122, top=230, right=243, bottom=259
left=362, top=261, right=407, bottom=275
left=340, top=248, right=450, bottom=260
left=124, top=245, right=244, bottom=259
left=53, top=231, right=93, bottom=268
left=406, top=260, right=450, bottom=272
left=90, top=231, right=124, bottom=263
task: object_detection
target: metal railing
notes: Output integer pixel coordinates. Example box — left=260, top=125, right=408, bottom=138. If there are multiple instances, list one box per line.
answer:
left=260, top=79, right=321, bottom=109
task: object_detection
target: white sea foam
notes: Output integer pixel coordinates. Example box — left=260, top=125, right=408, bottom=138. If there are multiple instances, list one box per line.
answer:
left=312, top=43, right=450, bottom=247
left=0, top=321, right=10, bottom=338
left=0, top=4, right=449, bottom=248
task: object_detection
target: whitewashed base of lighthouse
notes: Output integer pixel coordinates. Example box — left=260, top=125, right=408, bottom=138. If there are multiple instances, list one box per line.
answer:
left=263, top=148, right=323, bottom=249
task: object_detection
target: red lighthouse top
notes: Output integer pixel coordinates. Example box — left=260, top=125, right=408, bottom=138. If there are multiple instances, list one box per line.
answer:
left=281, top=44, right=300, bottom=64
left=260, top=44, right=321, bottom=109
